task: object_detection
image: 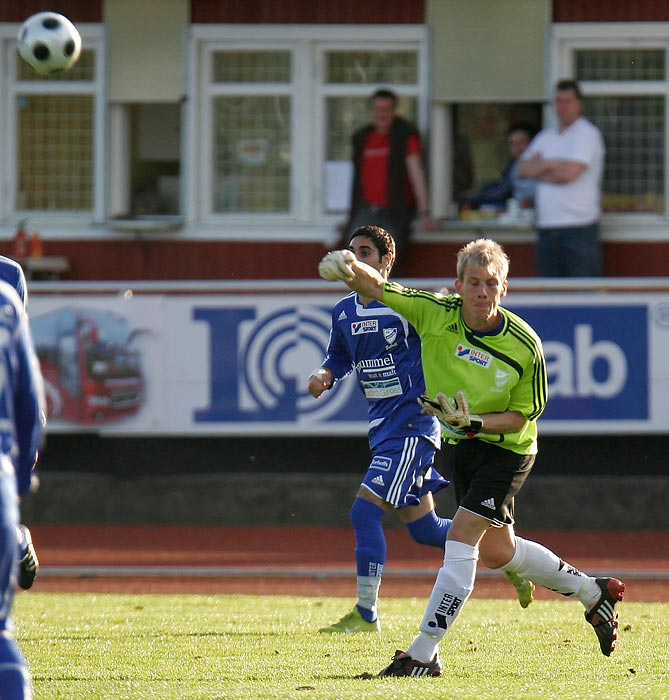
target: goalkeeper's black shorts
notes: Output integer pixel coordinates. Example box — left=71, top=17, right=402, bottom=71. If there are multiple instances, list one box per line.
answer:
left=443, top=439, right=535, bottom=527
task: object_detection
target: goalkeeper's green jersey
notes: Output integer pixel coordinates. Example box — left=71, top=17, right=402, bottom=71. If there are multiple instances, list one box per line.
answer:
left=382, top=282, right=548, bottom=455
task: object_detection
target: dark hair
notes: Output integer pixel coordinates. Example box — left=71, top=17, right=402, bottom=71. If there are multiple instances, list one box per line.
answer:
left=348, top=225, right=396, bottom=268
left=555, top=79, right=583, bottom=101
left=508, top=121, right=537, bottom=139
left=371, top=88, right=398, bottom=106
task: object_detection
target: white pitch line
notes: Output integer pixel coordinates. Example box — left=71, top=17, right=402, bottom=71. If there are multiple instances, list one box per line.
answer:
left=38, top=566, right=669, bottom=580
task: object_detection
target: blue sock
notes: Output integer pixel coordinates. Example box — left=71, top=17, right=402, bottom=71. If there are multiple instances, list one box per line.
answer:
left=406, top=510, right=452, bottom=548
left=349, top=497, right=386, bottom=622
left=0, top=636, right=31, bottom=700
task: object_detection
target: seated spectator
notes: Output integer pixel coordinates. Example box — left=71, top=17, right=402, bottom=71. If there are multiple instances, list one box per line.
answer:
left=467, top=123, right=537, bottom=210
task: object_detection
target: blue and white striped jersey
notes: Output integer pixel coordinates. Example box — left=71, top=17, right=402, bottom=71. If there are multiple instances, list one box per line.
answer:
left=0, top=281, right=43, bottom=496
left=0, top=254, right=27, bottom=308
left=322, top=291, right=440, bottom=450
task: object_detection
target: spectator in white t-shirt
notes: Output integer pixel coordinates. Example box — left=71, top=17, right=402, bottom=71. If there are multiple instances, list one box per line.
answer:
left=519, top=79, right=605, bottom=277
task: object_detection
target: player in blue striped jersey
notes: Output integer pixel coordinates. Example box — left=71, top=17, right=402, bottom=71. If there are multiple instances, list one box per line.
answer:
left=0, top=255, right=40, bottom=591
left=309, top=226, right=453, bottom=633
left=0, top=280, right=44, bottom=699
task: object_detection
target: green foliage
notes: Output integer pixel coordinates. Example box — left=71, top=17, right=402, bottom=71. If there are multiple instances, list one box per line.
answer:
left=14, top=593, right=669, bottom=700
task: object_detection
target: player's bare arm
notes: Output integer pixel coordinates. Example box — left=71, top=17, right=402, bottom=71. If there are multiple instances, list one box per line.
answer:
left=473, top=409, right=526, bottom=434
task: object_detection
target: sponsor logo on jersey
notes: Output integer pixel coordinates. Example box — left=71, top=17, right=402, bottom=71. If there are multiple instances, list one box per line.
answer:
left=370, top=455, right=392, bottom=471
left=455, top=344, right=492, bottom=368
left=351, top=319, right=378, bottom=335
left=383, top=327, right=398, bottom=346
left=338, top=310, right=347, bottom=320
left=362, top=377, right=403, bottom=399
left=354, top=354, right=395, bottom=373
left=446, top=323, right=458, bottom=333
left=493, top=369, right=510, bottom=391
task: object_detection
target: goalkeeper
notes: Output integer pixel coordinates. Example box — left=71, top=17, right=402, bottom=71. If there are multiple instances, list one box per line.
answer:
left=319, top=236, right=625, bottom=676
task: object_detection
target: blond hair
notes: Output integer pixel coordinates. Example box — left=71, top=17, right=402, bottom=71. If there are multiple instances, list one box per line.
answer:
left=456, top=238, right=509, bottom=282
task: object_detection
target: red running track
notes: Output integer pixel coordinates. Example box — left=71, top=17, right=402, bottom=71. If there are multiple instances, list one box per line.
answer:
left=22, top=525, right=669, bottom=601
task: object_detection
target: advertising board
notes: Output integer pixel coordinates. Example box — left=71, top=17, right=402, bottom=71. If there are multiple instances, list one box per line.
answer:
left=28, top=289, right=668, bottom=436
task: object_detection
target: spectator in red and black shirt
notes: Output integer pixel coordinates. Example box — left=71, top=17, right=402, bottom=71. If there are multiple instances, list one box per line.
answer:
left=344, top=88, right=438, bottom=274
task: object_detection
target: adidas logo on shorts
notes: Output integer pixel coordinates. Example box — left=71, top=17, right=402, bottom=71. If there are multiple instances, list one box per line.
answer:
left=481, top=497, right=496, bottom=510
left=371, top=475, right=385, bottom=486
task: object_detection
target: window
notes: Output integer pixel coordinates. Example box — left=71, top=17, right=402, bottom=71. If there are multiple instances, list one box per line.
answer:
left=18, top=92, right=94, bottom=210
left=210, top=51, right=292, bottom=214
left=190, top=26, right=427, bottom=227
left=553, top=24, right=669, bottom=217
left=1, top=26, right=104, bottom=221
left=585, top=95, right=663, bottom=214
left=322, top=51, right=420, bottom=213
left=451, top=103, right=542, bottom=204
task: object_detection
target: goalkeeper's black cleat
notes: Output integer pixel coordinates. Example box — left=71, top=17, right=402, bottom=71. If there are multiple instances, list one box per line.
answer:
left=585, top=577, right=625, bottom=656
left=378, top=650, right=441, bottom=677
left=18, top=525, right=39, bottom=590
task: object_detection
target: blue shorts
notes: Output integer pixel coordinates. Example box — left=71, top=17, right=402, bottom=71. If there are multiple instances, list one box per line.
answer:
left=361, top=436, right=449, bottom=508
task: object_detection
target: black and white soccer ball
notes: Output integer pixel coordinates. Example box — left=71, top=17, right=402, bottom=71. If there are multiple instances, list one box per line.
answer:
left=17, top=12, right=82, bottom=76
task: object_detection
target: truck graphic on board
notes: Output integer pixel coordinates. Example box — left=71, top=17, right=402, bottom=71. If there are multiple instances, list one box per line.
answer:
left=31, top=308, right=145, bottom=424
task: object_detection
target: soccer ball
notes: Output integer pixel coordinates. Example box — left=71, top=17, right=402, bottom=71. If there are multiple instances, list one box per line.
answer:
left=17, top=12, right=82, bottom=76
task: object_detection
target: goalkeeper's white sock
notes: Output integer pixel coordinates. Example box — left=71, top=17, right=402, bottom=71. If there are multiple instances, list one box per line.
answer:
left=407, top=540, right=477, bottom=663
left=504, top=536, right=601, bottom=609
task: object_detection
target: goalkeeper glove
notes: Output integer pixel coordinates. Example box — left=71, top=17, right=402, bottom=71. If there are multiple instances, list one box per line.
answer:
left=318, top=250, right=356, bottom=282
left=436, top=417, right=470, bottom=441
left=418, top=391, right=484, bottom=438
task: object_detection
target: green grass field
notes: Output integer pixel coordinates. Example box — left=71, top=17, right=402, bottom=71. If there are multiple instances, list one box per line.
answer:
left=14, top=592, right=668, bottom=700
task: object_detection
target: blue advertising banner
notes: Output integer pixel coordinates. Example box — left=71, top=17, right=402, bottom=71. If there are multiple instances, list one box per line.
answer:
left=509, top=304, right=648, bottom=421
left=28, top=287, right=668, bottom=436
left=192, top=303, right=367, bottom=426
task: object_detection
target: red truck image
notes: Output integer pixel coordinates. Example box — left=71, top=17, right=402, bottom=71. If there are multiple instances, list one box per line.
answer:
left=30, top=308, right=145, bottom=424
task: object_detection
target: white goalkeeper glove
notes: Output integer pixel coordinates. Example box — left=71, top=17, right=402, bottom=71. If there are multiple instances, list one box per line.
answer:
left=418, top=391, right=484, bottom=438
left=318, top=249, right=356, bottom=282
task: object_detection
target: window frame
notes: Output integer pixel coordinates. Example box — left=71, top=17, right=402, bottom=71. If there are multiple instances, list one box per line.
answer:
left=187, top=24, right=428, bottom=235
left=0, top=23, right=106, bottom=225
left=551, top=22, right=669, bottom=223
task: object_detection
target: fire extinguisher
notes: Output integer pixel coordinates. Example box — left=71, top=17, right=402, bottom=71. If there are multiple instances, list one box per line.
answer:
left=29, top=231, right=43, bottom=258
left=12, top=219, right=29, bottom=259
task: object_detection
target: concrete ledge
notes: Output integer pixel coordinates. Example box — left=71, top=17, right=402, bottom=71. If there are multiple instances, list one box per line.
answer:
left=20, top=472, right=669, bottom=530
